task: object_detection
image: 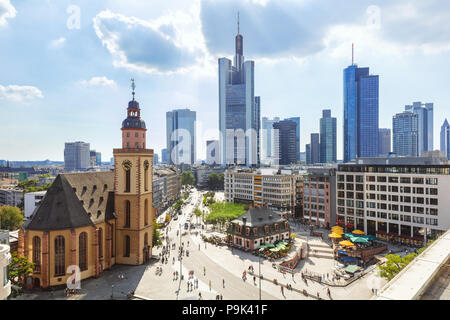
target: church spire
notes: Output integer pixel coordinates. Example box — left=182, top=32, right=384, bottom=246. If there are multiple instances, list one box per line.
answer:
left=131, top=78, right=136, bottom=101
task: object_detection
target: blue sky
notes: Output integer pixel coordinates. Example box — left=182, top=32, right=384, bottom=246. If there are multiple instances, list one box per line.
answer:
left=1, top=0, right=450, bottom=161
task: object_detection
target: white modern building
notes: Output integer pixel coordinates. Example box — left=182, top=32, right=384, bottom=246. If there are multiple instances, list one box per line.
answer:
left=336, top=163, right=450, bottom=244
left=0, top=244, right=11, bottom=300
left=24, top=191, right=47, bottom=218
left=0, top=188, right=23, bottom=207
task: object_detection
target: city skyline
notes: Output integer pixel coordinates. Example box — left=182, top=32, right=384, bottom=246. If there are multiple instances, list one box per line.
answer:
left=2, top=1, right=450, bottom=162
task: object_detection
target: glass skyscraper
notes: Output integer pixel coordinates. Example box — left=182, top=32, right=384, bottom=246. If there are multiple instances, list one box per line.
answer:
left=440, top=119, right=450, bottom=159
left=166, top=108, right=196, bottom=165
left=319, top=110, right=336, bottom=163
left=273, top=120, right=297, bottom=165
left=378, top=128, right=391, bottom=156
left=343, top=64, right=379, bottom=162
left=393, top=111, right=418, bottom=157
left=285, top=117, right=301, bottom=162
left=310, top=133, right=320, bottom=164
left=261, top=117, right=280, bottom=161
left=405, top=102, right=434, bottom=155
left=219, top=19, right=260, bottom=167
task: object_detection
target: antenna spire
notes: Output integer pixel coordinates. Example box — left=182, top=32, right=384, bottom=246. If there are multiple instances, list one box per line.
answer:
left=237, top=11, right=240, bottom=34
left=352, top=43, right=354, bottom=65
left=131, top=78, right=135, bottom=100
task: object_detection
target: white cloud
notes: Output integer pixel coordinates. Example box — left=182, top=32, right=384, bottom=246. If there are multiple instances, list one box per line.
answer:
left=0, top=85, right=44, bottom=101
left=78, top=77, right=117, bottom=88
left=0, top=0, right=16, bottom=26
left=92, top=6, right=211, bottom=75
left=50, top=37, right=66, bottom=48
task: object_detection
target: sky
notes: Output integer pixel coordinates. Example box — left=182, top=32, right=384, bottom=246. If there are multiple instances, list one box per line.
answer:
left=1, top=0, right=450, bottom=162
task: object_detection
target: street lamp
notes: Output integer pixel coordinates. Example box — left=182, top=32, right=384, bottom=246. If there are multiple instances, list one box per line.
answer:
left=258, top=251, right=262, bottom=300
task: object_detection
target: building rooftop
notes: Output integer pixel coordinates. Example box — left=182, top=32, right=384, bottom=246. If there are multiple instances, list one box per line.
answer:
left=374, top=229, right=450, bottom=300
left=232, top=207, right=285, bottom=227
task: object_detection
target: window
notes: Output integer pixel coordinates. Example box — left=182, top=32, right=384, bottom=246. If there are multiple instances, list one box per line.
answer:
left=377, top=176, right=387, bottom=183
left=125, top=170, right=130, bottom=192
left=98, top=228, right=103, bottom=259
left=33, top=236, right=41, bottom=273
left=79, top=232, right=88, bottom=271
left=124, top=236, right=130, bottom=257
left=144, top=160, right=149, bottom=191
left=426, top=178, right=438, bottom=185
left=127, top=132, right=130, bottom=137
left=125, top=200, right=131, bottom=227
left=135, top=142, right=139, bottom=148
left=144, top=199, right=149, bottom=226
left=413, top=178, right=424, bottom=184
left=54, top=236, right=65, bottom=277
left=135, top=132, right=138, bottom=138
left=400, top=177, right=411, bottom=184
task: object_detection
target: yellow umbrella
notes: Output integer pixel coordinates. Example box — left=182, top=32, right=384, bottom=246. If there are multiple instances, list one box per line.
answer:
left=332, top=226, right=343, bottom=232
left=352, top=229, right=365, bottom=235
left=332, top=228, right=344, bottom=235
left=332, top=225, right=343, bottom=229
left=328, top=233, right=342, bottom=238
left=339, top=240, right=355, bottom=247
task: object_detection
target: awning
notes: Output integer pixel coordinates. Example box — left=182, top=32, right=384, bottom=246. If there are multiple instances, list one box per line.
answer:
left=352, top=229, right=365, bottom=235
left=344, top=264, right=360, bottom=273
left=337, top=250, right=348, bottom=255
left=339, top=240, right=355, bottom=247
left=341, top=257, right=358, bottom=263
left=353, top=237, right=369, bottom=243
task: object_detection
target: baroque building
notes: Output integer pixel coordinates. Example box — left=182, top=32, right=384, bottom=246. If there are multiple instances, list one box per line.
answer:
left=18, top=80, right=155, bottom=288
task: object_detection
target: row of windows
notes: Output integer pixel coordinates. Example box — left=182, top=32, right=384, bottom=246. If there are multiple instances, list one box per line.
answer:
left=126, top=132, right=145, bottom=138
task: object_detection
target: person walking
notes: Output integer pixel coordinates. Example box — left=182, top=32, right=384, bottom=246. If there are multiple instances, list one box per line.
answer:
left=209, top=280, right=211, bottom=291
left=198, top=292, right=203, bottom=300
left=198, top=244, right=200, bottom=251
left=281, top=286, right=284, bottom=296
left=223, top=279, right=225, bottom=288
left=203, top=266, right=206, bottom=276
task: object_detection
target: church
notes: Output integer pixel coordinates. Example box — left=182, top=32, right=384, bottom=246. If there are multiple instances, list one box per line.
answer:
left=18, top=81, right=155, bottom=289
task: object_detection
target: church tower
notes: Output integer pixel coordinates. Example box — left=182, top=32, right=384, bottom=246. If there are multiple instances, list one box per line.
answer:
left=114, top=79, right=154, bottom=265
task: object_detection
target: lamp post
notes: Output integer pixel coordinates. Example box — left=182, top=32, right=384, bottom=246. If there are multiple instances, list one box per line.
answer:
left=258, top=251, right=262, bottom=300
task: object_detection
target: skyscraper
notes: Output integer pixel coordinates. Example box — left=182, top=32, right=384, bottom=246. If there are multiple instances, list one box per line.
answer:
left=440, top=119, right=450, bottom=159
left=161, top=148, right=168, bottom=164
left=405, top=102, right=434, bottom=155
left=310, top=133, right=320, bottom=164
left=273, top=120, right=297, bottom=165
left=261, top=117, right=280, bottom=161
left=393, top=111, right=418, bottom=157
left=219, top=15, right=259, bottom=167
left=206, top=140, right=220, bottom=165
left=378, top=128, right=391, bottom=156
left=285, top=117, right=301, bottom=162
left=64, top=141, right=90, bottom=172
left=343, top=53, right=379, bottom=162
left=166, top=108, right=196, bottom=165
left=319, top=110, right=336, bottom=163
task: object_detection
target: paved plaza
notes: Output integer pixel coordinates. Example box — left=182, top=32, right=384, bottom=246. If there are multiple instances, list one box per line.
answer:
left=15, top=188, right=391, bottom=300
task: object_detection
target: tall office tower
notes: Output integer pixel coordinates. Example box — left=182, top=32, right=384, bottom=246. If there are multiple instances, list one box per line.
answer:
left=343, top=50, right=379, bottom=162
left=219, top=16, right=259, bottom=167
left=440, top=119, right=450, bottom=159
left=393, top=111, right=419, bottom=157
left=310, top=133, right=320, bottom=164
left=166, top=108, right=196, bottom=165
left=96, top=152, right=101, bottom=165
left=378, top=128, right=391, bottom=156
left=405, top=102, right=434, bottom=155
left=261, top=117, right=280, bottom=160
left=319, top=110, right=337, bottom=163
left=305, top=144, right=311, bottom=164
left=272, top=120, right=297, bottom=165
left=90, top=150, right=97, bottom=167
left=64, top=141, right=90, bottom=172
left=153, top=153, right=159, bottom=165
left=206, top=140, right=220, bottom=165
left=285, top=117, right=301, bottom=162
left=161, top=148, right=168, bottom=164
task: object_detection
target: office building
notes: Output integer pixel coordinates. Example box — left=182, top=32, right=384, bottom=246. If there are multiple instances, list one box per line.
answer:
left=0, top=188, right=22, bottom=207
left=0, top=244, right=11, bottom=300
left=440, top=119, right=450, bottom=159
left=273, top=120, right=297, bottom=165
left=161, top=148, right=168, bottom=164
left=405, top=102, right=434, bottom=155
left=206, top=140, right=220, bottom=165
left=310, top=133, right=320, bottom=164
left=319, top=110, right=337, bottom=163
left=219, top=17, right=260, bottom=166
left=393, top=111, right=419, bottom=157
left=166, top=108, right=196, bottom=165
left=285, top=117, right=301, bottom=162
left=261, top=117, right=280, bottom=161
left=24, top=191, right=46, bottom=218
left=224, top=168, right=303, bottom=216
left=337, top=162, right=450, bottom=244
left=153, top=153, right=159, bottom=165
left=305, top=144, right=311, bottom=165
left=378, top=128, right=391, bottom=156
left=343, top=60, right=379, bottom=162
left=153, top=167, right=182, bottom=216
left=64, top=141, right=90, bottom=172
left=302, top=167, right=336, bottom=228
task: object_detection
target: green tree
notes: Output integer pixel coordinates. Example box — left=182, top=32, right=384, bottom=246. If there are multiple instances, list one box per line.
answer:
left=152, top=219, right=163, bottom=247
left=194, top=207, right=203, bottom=223
left=17, top=179, right=37, bottom=189
left=8, top=252, right=34, bottom=298
left=181, top=171, right=195, bottom=186
left=0, top=206, right=23, bottom=231
left=207, top=173, right=223, bottom=190
left=378, top=247, right=427, bottom=281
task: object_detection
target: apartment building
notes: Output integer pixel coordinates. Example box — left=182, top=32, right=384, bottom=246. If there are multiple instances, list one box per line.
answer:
left=24, top=191, right=46, bottom=218
left=302, top=167, right=336, bottom=228
left=224, top=168, right=303, bottom=215
left=336, top=163, right=450, bottom=245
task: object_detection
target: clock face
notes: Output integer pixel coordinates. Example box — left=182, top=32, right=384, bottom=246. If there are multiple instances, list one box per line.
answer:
left=122, top=160, right=132, bottom=171
left=143, top=160, right=149, bottom=170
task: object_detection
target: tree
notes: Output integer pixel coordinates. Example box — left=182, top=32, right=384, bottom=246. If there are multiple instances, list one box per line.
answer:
left=8, top=252, right=34, bottom=298
left=194, top=207, right=203, bottom=224
left=207, top=173, right=224, bottom=190
left=181, top=171, right=195, bottom=186
left=152, top=219, right=163, bottom=247
left=0, top=206, right=23, bottom=231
